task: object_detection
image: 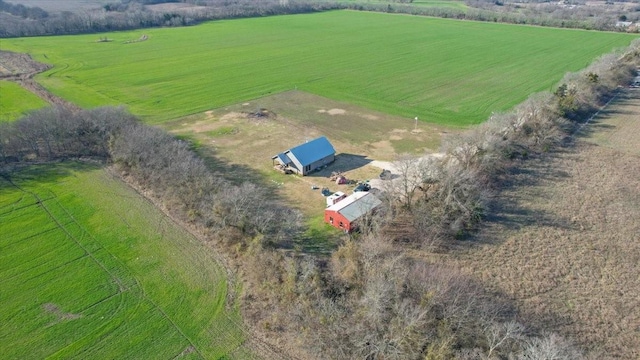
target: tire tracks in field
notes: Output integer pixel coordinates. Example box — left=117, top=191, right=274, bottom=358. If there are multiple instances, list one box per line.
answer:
left=48, top=185, right=209, bottom=360
left=3, top=175, right=209, bottom=360
left=106, top=168, right=298, bottom=360
left=3, top=177, right=125, bottom=289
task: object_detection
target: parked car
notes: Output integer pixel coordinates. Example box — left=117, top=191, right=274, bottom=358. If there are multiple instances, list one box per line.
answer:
left=354, top=183, right=371, bottom=192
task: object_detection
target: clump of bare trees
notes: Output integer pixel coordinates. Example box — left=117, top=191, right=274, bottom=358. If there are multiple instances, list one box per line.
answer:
left=555, top=51, right=638, bottom=120
left=252, top=230, right=585, bottom=359
left=0, top=0, right=47, bottom=20
left=0, top=106, right=135, bottom=163
left=347, top=0, right=640, bottom=32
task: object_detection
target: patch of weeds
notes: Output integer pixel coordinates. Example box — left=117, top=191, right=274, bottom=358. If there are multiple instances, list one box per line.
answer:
left=295, top=216, right=342, bottom=255
left=565, top=299, right=575, bottom=311
left=205, top=126, right=238, bottom=137
left=390, top=139, right=425, bottom=154
left=174, top=134, right=203, bottom=151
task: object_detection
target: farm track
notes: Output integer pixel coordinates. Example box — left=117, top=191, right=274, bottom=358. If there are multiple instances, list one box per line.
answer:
left=2, top=175, right=210, bottom=358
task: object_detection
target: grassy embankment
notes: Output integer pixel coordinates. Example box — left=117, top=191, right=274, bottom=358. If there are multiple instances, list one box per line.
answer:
left=0, top=163, right=253, bottom=359
left=2, top=11, right=636, bottom=125
left=0, top=80, right=48, bottom=121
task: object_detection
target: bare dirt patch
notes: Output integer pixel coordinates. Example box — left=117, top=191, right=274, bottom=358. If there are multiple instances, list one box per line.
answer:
left=123, top=34, right=149, bottom=44
left=437, top=89, right=640, bottom=359
left=359, top=113, right=379, bottom=121
left=326, top=108, right=346, bottom=115
left=42, top=303, right=82, bottom=324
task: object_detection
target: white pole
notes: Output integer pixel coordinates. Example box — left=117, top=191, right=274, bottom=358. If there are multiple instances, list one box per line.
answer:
left=414, top=117, right=418, bottom=131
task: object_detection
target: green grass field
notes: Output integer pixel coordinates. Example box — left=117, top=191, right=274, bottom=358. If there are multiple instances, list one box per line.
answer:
left=0, top=81, right=48, bottom=121
left=0, top=163, right=253, bottom=359
left=1, top=11, right=637, bottom=125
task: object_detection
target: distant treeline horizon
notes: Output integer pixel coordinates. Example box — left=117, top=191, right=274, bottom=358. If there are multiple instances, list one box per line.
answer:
left=1, top=0, right=639, bottom=38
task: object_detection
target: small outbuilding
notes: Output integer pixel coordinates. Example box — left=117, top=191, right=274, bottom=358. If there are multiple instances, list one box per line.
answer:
left=324, top=192, right=382, bottom=233
left=272, top=136, right=335, bottom=176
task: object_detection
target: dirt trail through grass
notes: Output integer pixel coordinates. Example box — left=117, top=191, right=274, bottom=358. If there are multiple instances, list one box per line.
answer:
left=0, top=51, right=79, bottom=111
left=442, top=89, right=640, bottom=358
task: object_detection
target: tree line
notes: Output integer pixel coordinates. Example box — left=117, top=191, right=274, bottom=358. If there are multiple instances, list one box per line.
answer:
left=379, top=39, right=640, bottom=248
left=0, top=0, right=48, bottom=19
left=340, top=0, right=639, bottom=32
left=1, top=39, right=639, bottom=359
left=0, top=0, right=343, bottom=38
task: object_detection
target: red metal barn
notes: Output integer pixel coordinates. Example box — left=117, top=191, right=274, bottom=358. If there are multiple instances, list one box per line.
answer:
left=324, top=192, right=382, bottom=233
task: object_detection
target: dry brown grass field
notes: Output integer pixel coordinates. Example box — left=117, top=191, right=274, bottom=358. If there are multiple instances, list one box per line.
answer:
left=436, top=89, right=640, bottom=358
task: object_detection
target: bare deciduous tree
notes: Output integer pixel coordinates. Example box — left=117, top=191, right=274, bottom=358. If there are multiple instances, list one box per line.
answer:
left=484, top=321, right=525, bottom=358
left=518, top=333, right=584, bottom=360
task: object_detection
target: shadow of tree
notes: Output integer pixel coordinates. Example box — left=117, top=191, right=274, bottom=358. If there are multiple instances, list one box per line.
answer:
left=307, top=153, right=373, bottom=178
left=1, top=161, right=101, bottom=194
left=467, top=148, right=582, bottom=246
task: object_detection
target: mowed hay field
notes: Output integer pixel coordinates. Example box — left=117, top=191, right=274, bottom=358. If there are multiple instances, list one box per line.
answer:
left=2, top=11, right=637, bottom=125
left=0, top=163, right=255, bottom=359
left=439, top=89, right=640, bottom=358
left=0, top=80, right=48, bottom=121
